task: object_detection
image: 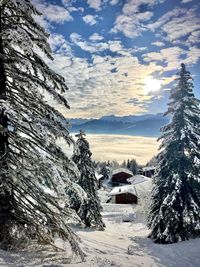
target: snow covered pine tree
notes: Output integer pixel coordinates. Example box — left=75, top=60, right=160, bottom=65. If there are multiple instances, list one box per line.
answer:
left=72, top=130, right=105, bottom=230
left=148, top=63, right=200, bottom=243
left=0, top=0, right=84, bottom=258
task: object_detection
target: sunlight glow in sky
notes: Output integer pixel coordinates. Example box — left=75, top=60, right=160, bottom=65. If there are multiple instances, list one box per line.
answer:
left=32, top=0, right=200, bottom=119
left=143, top=77, right=162, bottom=94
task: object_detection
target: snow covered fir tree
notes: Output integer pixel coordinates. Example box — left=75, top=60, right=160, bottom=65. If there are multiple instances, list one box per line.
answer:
left=0, top=0, right=85, bottom=258
left=72, top=130, right=105, bottom=230
left=148, top=63, right=200, bottom=244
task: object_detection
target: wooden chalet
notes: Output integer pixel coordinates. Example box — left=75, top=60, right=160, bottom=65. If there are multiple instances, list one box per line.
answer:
left=111, top=168, right=133, bottom=185
left=109, top=176, right=152, bottom=204
left=109, top=185, right=138, bottom=204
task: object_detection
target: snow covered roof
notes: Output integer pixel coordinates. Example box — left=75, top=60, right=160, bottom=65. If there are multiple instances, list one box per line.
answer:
left=109, top=180, right=152, bottom=197
left=112, top=168, right=133, bottom=176
left=95, top=172, right=104, bottom=180
left=127, top=175, right=151, bottom=185
left=109, top=185, right=136, bottom=196
left=142, top=166, right=156, bottom=172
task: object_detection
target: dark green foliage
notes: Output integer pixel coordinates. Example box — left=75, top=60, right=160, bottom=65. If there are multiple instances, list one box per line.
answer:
left=72, top=130, right=105, bottom=230
left=0, top=0, right=84, bottom=258
left=128, top=159, right=138, bottom=175
left=121, top=159, right=138, bottom=175
left=99, top=164, right=110, bottom=180
left=148, top=64, right=200, bottom=244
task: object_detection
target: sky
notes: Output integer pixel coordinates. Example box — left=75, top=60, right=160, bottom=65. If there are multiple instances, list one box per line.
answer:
left=33, top=0, right=200, bottom=119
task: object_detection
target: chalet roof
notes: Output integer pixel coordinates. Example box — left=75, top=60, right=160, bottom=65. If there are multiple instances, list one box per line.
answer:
left=142, top=166, right=156, bottom=172
left=109, top=179, right=152, bottom=197
left=112, top=168, right=133, bottom=176
left=127, top=175, right=151, bottom=185
left=109, top=185, right=136, bottom=196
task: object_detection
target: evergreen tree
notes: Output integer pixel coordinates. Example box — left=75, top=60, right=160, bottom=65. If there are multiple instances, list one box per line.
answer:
left=148, top=63, right=200, bottom=243
left=128, top=159, right=138, bottom=175
left=121, top=160, right=127, bottom=168
left=111, top=160, right=120, bottom=168
left=72, top=130, right=105, bottom=230
left=100, top=163, right=110, bottom=180
left=0, top=0, right=84, bottom=257
left=127, top=159, right=131, bottom=169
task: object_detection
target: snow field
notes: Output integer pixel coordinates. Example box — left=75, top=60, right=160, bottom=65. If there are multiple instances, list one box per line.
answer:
left=0, top=203, right=200, bottom=266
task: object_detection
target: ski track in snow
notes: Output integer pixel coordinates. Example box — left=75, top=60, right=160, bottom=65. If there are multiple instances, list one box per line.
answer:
left=0, top=203, right=200, bottom=267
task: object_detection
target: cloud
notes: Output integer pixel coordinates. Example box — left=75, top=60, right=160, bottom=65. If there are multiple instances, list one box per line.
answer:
left=186, top=30, right=200, bottom=45
left=148, top=7, right=200, bottom=46
left=111, top=11, right=153, bottom=38
left=32, top=0, right=73, bottom=31
left=70, top=33, right=135, bottom=56
left=89, top=33, right=104, bottom=41
left=143, top=46, right=187, bottom=71
left=61, top=0, right=84, bottom=13
left=70, top=33, right=109, bottom=53
left=110, top=0, right=119, bottom=5
left=184, top=46, right=200, bottom=65
left=83, top=134, right=159, bottom=165
left=161, top=8, right=200, bottom=42
left=47, top=43, right=165, bottom=118
left=44, top=28, right=179, bottom=119
left=143, top=44, right=200, bottom=72
left=45, top=5, right=73, bottom=23
left=111, top=0, right=165, bottom=38
left=108, top=40, right=130, bottom=55
left=82, top=15, right=98, bottom=25
left=181, top=0, right=192, bottom=3
left=48, top=34, right=72, bottom=55
left=57, top=134, right=159, bottom=165
left=29, top=0, right=200, bottom=122
left=87, top=0, right=102, bottom=11
left=33, top=0, right=73, bottom=23
left=148, top=7, right=185, bottom=31
left=151, top=41, right=165, bottom=47
left=61, top=0, right=71, bottom=6
left=70, top=33, right=144, bottom=56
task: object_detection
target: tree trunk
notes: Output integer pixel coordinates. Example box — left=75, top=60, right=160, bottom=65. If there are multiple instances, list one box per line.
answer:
left=0, top=5, right=13, bottom=249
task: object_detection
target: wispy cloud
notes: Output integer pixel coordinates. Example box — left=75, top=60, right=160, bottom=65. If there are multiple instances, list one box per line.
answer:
left=143, top=45, right=200, bottom=71
left=48, top=33, right=72, bottom=55
left=181, top=0, right=193, bottom=3
left=186, top=30, right=200, bottom=45
left=70, top=32, right=109, bottom=53
left=110, top=0, right=119, bottom=6
left=151, top=41, right=165, bottom=47
left=83, top=15, right=98, bottom=25
left=148, top=6, right=200, bottom=46
left=32, top=0, right=200, bottom=119
left=184, top=46, right=200, bottom=65
left=148, top=7, right=185, bottom=31
left=87, top=0, right=102, bottom=11
left=161, top=8, right=200, bottom=43
left=111, top=0, right=165, bottom=38
left=33, top=0, right=73, bottom=24
left=48, top=48, right=164, bottom=118
left=143, top=46, right=187, bottom=71
left=89, top=33, right=104, bottom=41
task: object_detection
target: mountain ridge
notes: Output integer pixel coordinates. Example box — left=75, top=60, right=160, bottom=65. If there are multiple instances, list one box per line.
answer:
left=69, top=113, right=170, bottom=137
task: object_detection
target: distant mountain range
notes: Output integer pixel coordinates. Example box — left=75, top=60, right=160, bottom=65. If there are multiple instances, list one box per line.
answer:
left=69, top=113, right=170, bottom=137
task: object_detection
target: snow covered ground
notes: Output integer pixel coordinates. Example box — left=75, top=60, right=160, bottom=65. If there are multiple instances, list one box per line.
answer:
left=0, top=202, right=200, bottom=266
left=72, top=203, right=200, bottom=267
